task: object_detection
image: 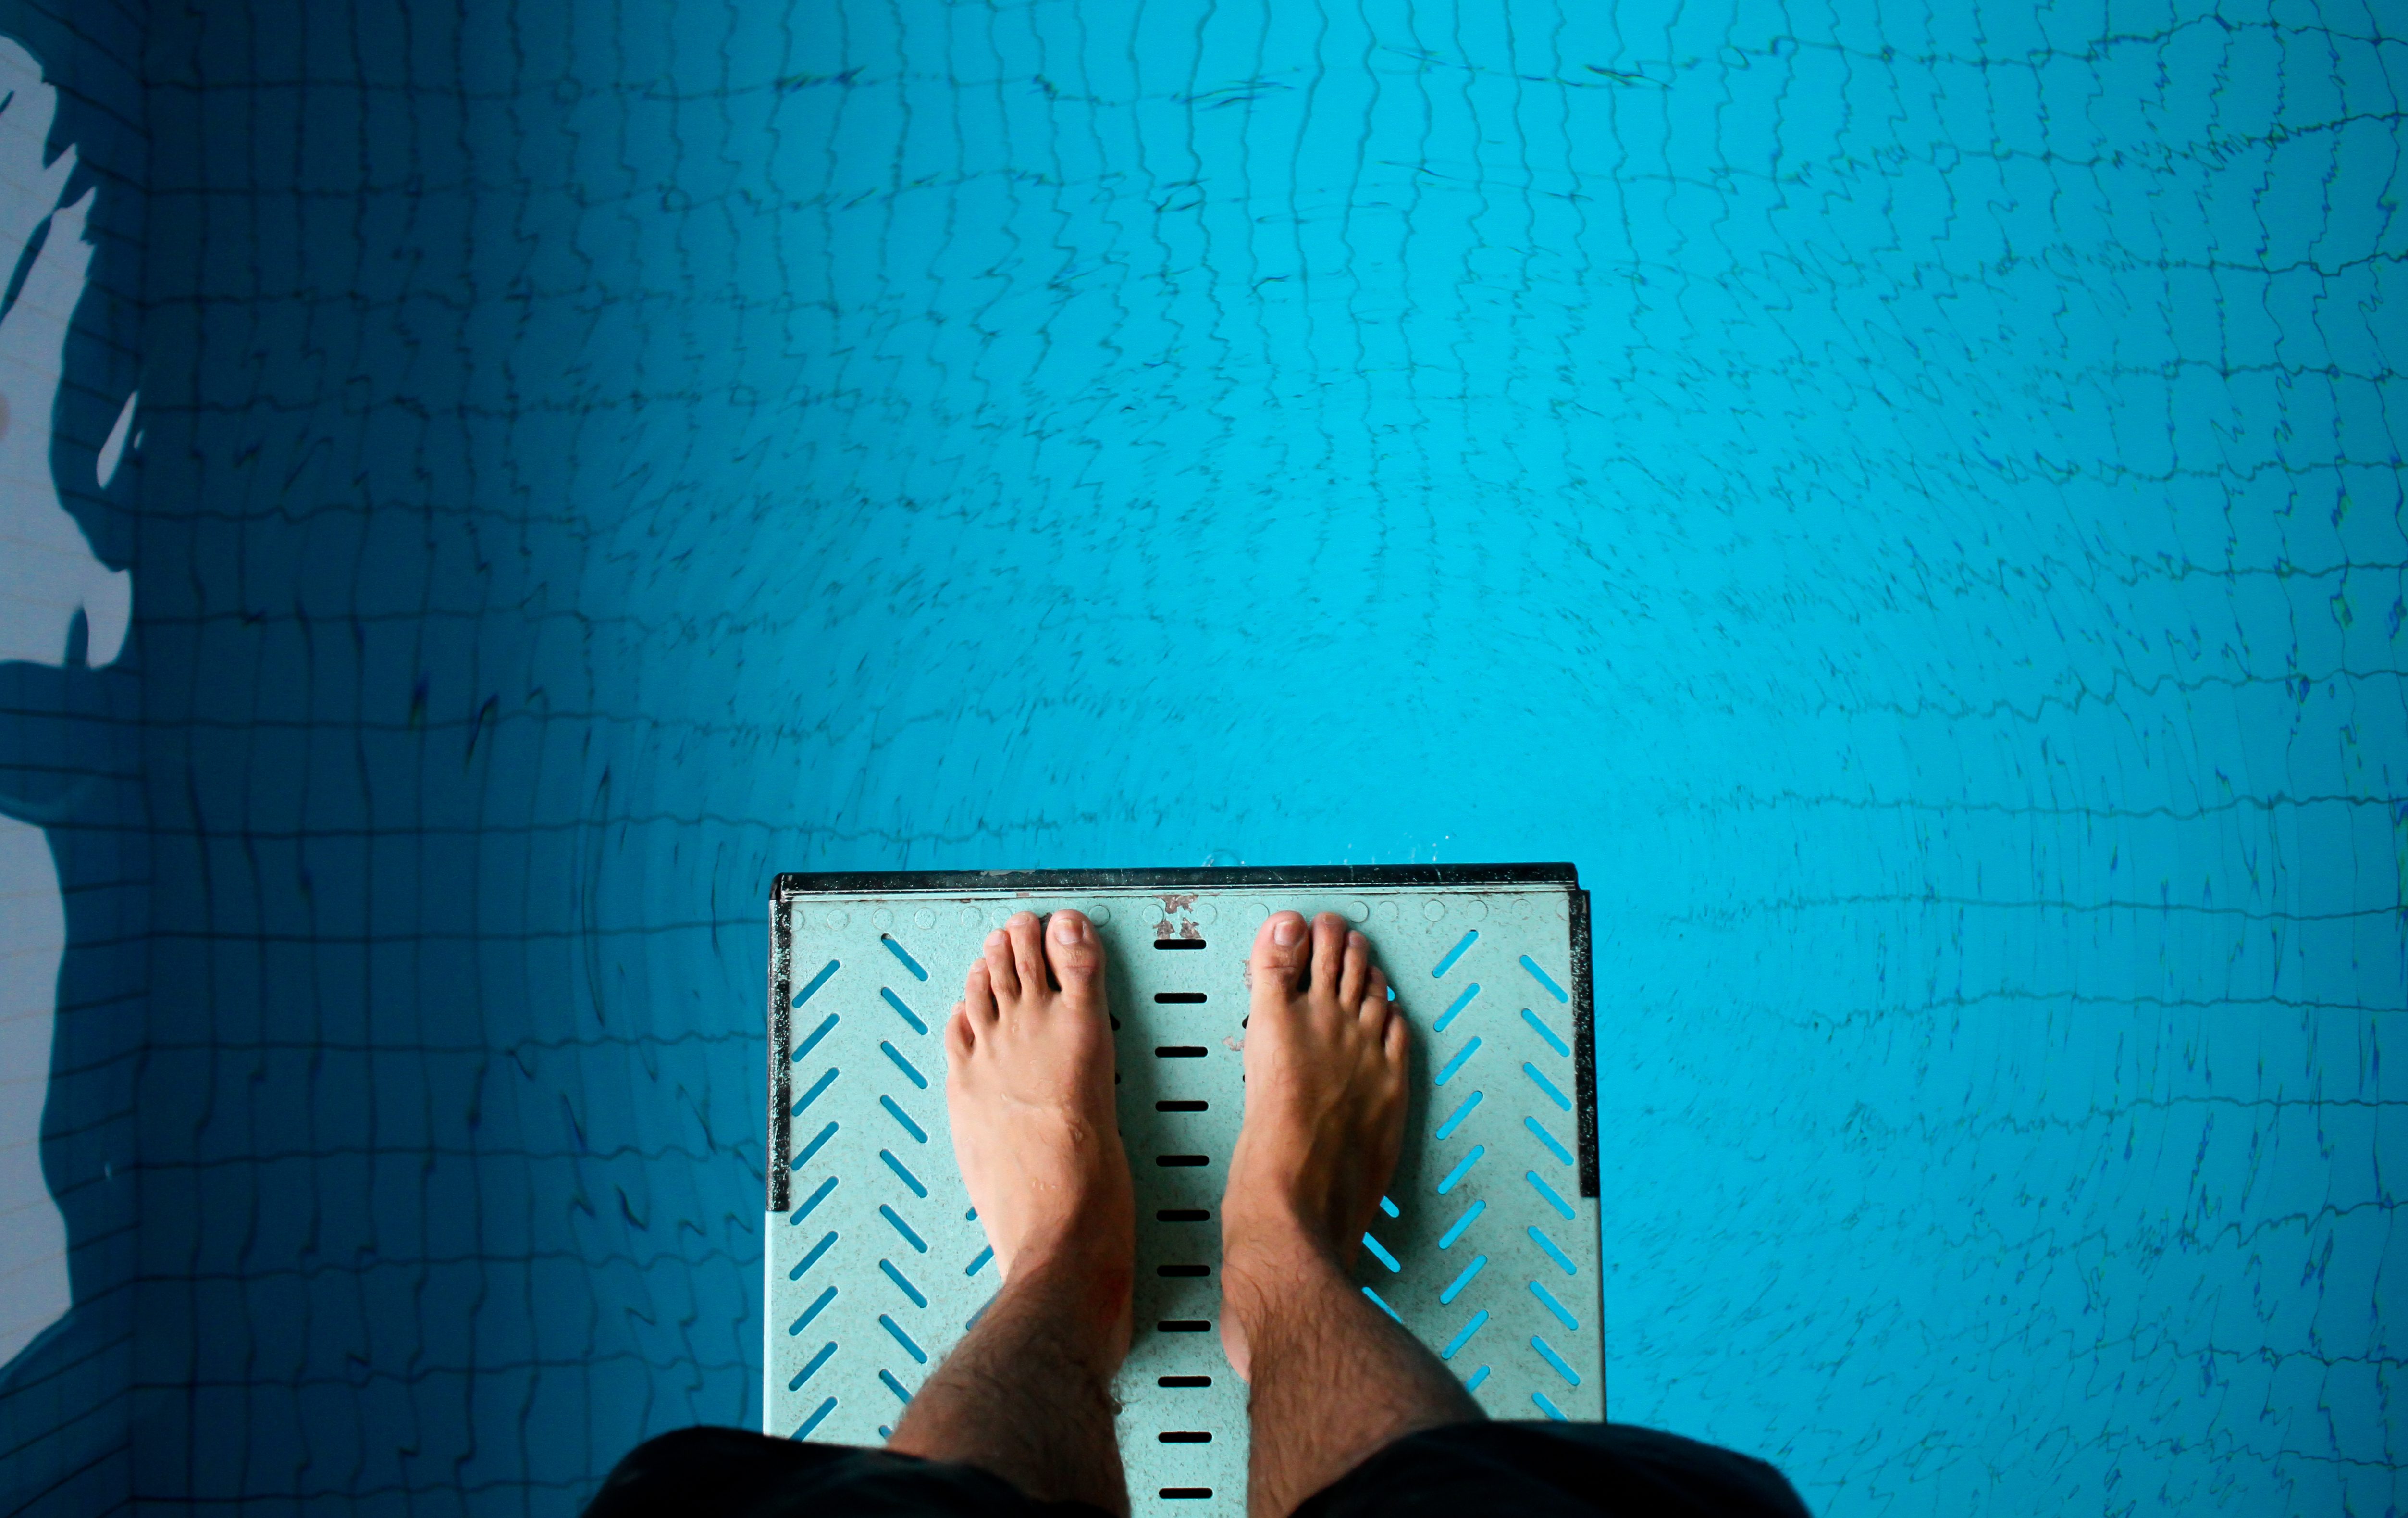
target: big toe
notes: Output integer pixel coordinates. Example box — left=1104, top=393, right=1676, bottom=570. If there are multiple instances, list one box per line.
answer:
left=1044, top=909, right=1105, bottom=1003
left=1249, top=911, right=1310, bottom=999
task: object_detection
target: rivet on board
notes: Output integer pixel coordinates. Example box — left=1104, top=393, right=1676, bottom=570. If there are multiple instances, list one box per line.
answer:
left=991, top=907, right=1013, bottom=928
left=914, top=908, right=937, bottom=929
left=1344, top=899, right=1370, bottom=922
left=827, top=909, right=850, bottom=929
left=1090, top=903, right=1112, bottom=925
left=1252, top=901, right=1272, bottom=921
left=1422, top=899, right=1447, bottom=921
left=960, top=906, right=983, bottom=927
left=1193, top=901, right=1218, bottom=926
left=1462, top=898, right=1490, bottom=921
left=874, top=908, right=895, bottom=930
left=1378, top=899, right=1402, bottom=922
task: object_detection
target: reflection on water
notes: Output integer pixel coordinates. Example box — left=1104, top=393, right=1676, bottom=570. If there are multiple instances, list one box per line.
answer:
left=0, top=34, right=132, bottom=1376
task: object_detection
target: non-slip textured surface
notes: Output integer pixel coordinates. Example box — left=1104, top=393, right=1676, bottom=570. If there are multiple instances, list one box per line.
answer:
left=764, top=872, right=1598, bottom=1511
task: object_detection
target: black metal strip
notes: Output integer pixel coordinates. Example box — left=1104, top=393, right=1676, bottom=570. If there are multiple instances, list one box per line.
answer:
left=772, top=862, right=1577, bottom=898
left=1569, top=888, right=1598, bottom=1199
left=766, top=896, right=794, bottom=1212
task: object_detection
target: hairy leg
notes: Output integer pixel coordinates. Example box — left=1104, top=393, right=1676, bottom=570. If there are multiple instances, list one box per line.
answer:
left=1221, top=911, right=1482, bottom=1518
left=888, top=909, right=1136, bottom=1515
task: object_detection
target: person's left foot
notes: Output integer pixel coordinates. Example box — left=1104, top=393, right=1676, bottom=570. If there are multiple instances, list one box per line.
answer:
left=943, top=910, right=1136, bottom=1355
left=1219, top=911, right=1408, bottom=1381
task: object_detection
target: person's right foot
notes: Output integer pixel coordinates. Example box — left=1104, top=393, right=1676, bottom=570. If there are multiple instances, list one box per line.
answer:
left=941, top=910, right=1135, bottom=1357
left=1219, top=910, right=1409, bottom=1381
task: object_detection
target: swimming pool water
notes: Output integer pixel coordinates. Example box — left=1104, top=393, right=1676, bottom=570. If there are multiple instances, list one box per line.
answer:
left=0, top=0, right=2401, bottom=1513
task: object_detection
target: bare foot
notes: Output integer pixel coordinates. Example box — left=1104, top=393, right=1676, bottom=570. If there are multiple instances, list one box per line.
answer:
left=943, top=909, right=1135, bottom=1354
left=894, top=911, right=1136, bottom=1510
left=1219, top=910, right=1408, bottom=1380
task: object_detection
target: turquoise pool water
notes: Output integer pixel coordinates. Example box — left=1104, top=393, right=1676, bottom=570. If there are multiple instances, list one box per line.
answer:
left=0, top=0, right=2400, bottom=1513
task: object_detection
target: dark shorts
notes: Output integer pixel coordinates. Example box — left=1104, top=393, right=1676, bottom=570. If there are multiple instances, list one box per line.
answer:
left=584, top=1421, right=1812, bottom=1517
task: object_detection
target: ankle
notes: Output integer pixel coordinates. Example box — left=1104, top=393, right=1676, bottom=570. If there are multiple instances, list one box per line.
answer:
left=998, top=1240, right=1134, bottom=1364
left=1222, top=1183, right=1349, bottom=1268
left=1219, top=1221, right=1346, bottom=1326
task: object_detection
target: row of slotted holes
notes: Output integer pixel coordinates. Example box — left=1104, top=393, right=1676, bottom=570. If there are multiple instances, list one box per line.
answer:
left=1141, top=936, right=1222, bottom=1500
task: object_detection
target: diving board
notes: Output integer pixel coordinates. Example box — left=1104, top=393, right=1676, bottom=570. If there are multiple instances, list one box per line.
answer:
left=764, top=864, right=1601, bottom=1513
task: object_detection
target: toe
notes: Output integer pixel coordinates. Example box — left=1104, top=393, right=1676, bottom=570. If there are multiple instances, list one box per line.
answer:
left=1308, top=912, right=1346, bottom=996
left=1250, top=911, right=1310, bottom=995
left=964, top=959, right=1000, bottom=1024
left=945, top=1004, right=975, bottom=1060
left=1359, top=966, right=1390, bottom=1025
left=1044, top=910, right=1104, bottom=1005
left=1383, top=1003, right=1410, bottom=1064
left=983, top=929, right=1019, bottom=1001
left=1338, top=929, right=1368, bottom=1007
left=1006, top=911, right=1050, bottom=998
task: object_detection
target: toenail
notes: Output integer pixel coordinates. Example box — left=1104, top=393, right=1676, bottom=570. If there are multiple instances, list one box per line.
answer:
left=1050, top=913, right=1084, bottom=944
left=1272, top=916, right=1304, bottom=946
